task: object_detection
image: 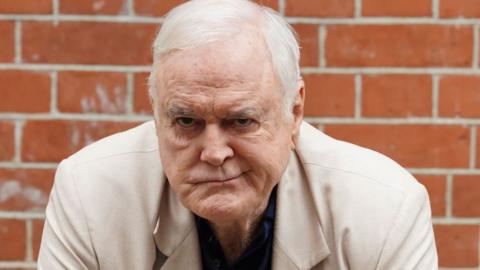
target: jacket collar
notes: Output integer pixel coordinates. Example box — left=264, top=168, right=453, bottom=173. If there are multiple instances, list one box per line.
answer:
left=152, top=123, right=331, bottom=269
left=272, top=152, right=331, bottom=270
left=152, top=174, right=202, bottom=270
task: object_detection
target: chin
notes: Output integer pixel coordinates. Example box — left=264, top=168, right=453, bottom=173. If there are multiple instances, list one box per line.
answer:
left=192, top=194, right=246, bottom=222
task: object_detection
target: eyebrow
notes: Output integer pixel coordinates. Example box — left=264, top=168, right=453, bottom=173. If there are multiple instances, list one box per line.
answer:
left=166, top=106, right=196, bottom=118
left=225, top=107, right=262, bottom=119
left=166, top=105, right=262, bottom=119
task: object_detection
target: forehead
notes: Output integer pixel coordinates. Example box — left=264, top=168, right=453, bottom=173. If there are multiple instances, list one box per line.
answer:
left=153, top=30, right=280, bottom=108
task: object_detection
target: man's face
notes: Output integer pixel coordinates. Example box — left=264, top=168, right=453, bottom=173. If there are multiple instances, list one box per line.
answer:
left=153, top=30, right=301, bottom=223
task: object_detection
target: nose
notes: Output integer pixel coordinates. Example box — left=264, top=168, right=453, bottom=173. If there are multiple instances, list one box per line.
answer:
left=200, top=124, right=234, bottom=166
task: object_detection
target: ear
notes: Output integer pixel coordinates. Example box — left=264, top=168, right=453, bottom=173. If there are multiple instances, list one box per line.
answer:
left=290, top=80, right=305, bottom=149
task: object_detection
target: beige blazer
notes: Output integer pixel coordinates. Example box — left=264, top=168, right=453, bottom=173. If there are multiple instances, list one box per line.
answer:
left=38, top=121, right=438, bottom=270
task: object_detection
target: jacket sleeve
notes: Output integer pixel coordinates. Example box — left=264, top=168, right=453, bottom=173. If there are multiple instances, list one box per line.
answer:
left=375, top=183, right=438, bottom=270
left=37, top=159, right=99, bottom=270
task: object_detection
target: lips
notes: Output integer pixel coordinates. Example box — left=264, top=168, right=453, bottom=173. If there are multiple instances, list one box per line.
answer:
left=191, top=172, right=243, bottom=184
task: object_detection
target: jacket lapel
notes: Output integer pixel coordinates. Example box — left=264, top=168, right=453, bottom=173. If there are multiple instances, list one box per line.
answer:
left=273, top=152, right=331, bottom=270
left=152, top=178, right=201, bottom=270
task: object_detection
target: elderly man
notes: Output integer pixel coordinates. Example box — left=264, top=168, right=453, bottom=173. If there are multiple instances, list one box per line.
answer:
left=38, top=0, right=437, bottom=269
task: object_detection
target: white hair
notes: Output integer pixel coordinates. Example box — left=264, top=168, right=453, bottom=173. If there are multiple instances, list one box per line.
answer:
left=148, top=0, right=301, bottom=114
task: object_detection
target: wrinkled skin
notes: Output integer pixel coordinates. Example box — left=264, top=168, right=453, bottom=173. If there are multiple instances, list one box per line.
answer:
left=152, top=28, right=304, bottom=260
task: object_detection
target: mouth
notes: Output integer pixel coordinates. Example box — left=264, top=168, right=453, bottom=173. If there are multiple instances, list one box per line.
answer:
left=193, top=173, right=244, bottom=184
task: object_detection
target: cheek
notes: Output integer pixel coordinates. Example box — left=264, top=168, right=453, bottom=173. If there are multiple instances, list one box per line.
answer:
left=157, top=135, right=198, bottom=185
left=236, top=137, right=291, bottom=185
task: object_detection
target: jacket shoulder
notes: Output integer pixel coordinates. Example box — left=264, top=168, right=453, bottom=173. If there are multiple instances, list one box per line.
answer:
left=67, top=121, right=158, bottom=165
left=295, top=123, right=435, bottom=268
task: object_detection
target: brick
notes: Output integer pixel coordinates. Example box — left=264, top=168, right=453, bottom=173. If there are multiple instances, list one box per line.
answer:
left=303, top=74, right=355, bottom=117
left=440, top=0, right=480, bottom=18
left=22, top=22, right=157, bottom=65
left=415, top=175, right=446, bottom=216
left=285, top=0, right=354, bottom=17
left=0, top=21, right=14, bottom=62
left=60, top=0, right=126, bottom=15
left=439, top=75, right=480, bottom=117
left=362, top=0, right=431, bottom=17
left=362, top=75, right=432, bottom=117
left=0, top=70, right=51, bottom=113
left=22, top=120, right=139, bottom=162
left=0, top=169, right=55, bottom=212
left=0, top=121, right=14, bottom=161
left=452, top=175, right=480, bottom=217
left=293, top=24, right=319, bottom=67
left=134, top=72, right=152, bottom=115
left=32, top=219, right=44, bottom=260
left=326, top=25, right=473, bottom=67
left=58, top=71, right=127, bottom=114
left=0, top=219, right=26, bottom=260
left=0, top=0, right=51, bottom=14
left=324, top=125, right=470, bottom=168
left=134, top=0, right=186, bottom=16
left=434, top=225, right=479, bottom=267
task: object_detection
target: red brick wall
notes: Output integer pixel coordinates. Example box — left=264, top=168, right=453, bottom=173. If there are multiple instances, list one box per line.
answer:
left=0, top=0, right=479, bottom=268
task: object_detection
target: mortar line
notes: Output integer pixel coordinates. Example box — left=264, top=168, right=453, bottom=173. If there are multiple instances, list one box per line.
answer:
left=354, top=75, right=362, bottom=119
left=300, top=67, right=480, bottom=75
left=52, top=0, right=59, bottom=25
left=470, top=126, right=477, bottom=169
left=0, top=162, right=58, bottom=169
left=2, top=14, right=480, bottom=24
left=0, top=63, right=151, bottom=72
left=127, top=0, right=135, bottom=16
left=279, top=0, right=285, bottom=16
left=446, top=174, right=453, bottom=218
left=6, top=64, right=480, bottom=74
left=25, top=219, right=33, bottom=261
left=0, top=113, right=152, bottom=121
left=0, top=262, right=37, bottom=268
left=319, top=25, right=326, bottom=68
left=14, top=21, right=22, bottom=64
left=126, top=73, right=134, bottom=115
left=432, top=217, right=480, bottom=224
left=432, top=75, right=439, bottom=118
left=0, top=212, right=45, bottom=219
left=432, top=0, right=439, bottom=19
left=473, top=24, right=479, bottom=70
left=13, top=120, right=24, bottom=164
left=354, top=0, right=362, bottom=18
left=50, top=71, right=58, bottom=114
left=0, top=14, right=163, bottom=23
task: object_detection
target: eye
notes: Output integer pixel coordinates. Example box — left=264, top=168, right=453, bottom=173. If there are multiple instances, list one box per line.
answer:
left=233, top=118, right=253, bottom=127
left=176, top=117, right=196, bottom=127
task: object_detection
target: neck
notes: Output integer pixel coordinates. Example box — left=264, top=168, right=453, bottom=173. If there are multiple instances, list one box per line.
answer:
left=209, top=198, right=270, bottom=264
left=210, top=217, right=261, bottom=264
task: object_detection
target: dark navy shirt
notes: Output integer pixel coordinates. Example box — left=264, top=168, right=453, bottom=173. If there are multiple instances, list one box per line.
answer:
left=194, top=186, right=277, bottom=270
